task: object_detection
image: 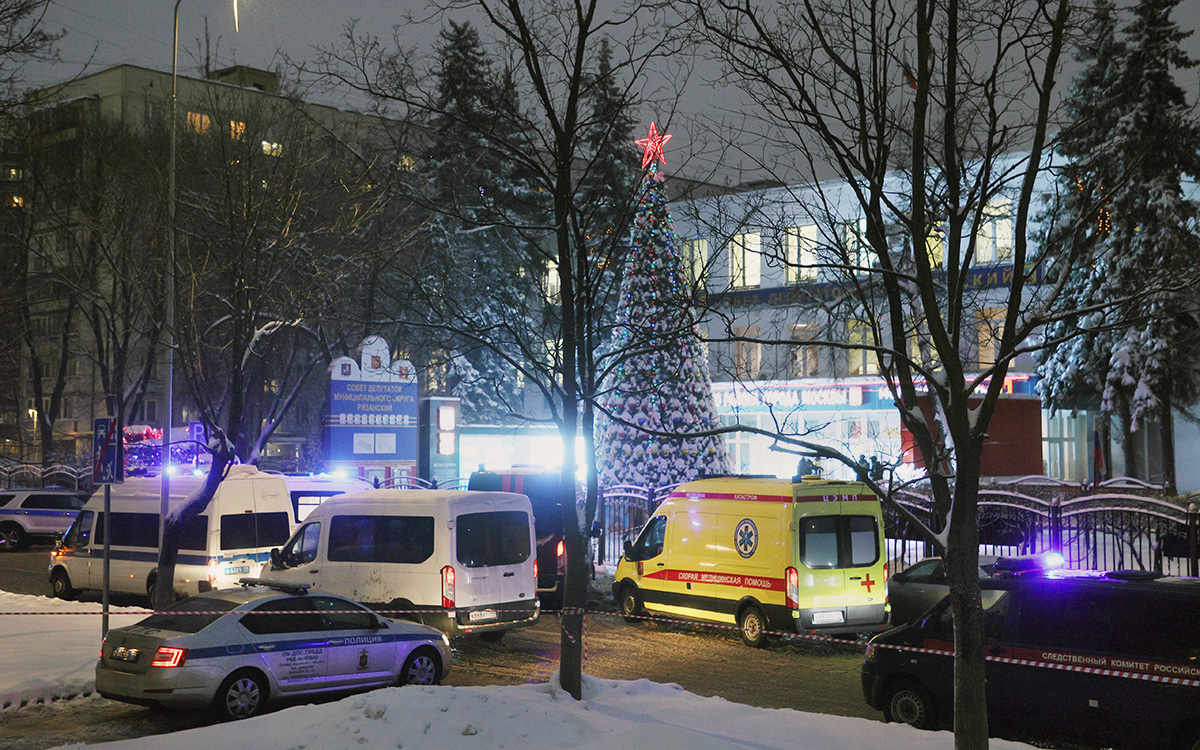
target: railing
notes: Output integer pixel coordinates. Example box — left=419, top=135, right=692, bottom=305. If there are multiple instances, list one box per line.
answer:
left=0, top=462, right=92, bottom=490
left=881, top=477, right=1199, bottom=576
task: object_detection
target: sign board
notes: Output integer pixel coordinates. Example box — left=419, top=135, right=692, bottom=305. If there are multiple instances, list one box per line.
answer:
left=325, top=336, right=418, bottom=464
left=188, top=420, right=207, bottom=447
left=92, top=417, right=123, bottom=485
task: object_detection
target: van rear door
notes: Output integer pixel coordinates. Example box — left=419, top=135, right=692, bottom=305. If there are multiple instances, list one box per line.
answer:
left=450, top=495, right=535, bottom=619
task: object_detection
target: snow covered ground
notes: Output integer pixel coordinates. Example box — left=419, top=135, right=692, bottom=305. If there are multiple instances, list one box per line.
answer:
left=0, top=590, right=1041, bottom=750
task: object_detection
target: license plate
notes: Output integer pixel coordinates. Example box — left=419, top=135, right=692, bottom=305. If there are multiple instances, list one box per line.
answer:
left=111, top=646, right=140, bottom=662
left=468, top=609, right=497, bottom=623
left=811, top=611, right=845, bottom=625
left=223, top=565, right=250, bottom=576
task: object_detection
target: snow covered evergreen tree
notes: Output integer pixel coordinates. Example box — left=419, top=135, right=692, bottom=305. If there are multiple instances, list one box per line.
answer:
left=421, top=22, right=540, bottom=424
left=597, top=131, right=728, bottom=488
left=1037, top=0, right=1200, bottom=488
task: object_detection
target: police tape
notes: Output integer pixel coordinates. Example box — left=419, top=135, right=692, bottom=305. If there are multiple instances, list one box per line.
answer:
left=6, top=606, right=1200, bottom=688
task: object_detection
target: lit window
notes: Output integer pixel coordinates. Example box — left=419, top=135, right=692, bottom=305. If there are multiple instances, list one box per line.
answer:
left=545, top=260, right=560, bottom=303
left=261, top=141, right=282, bottom=157
left=397, top=154, right=415, bottom=170
left=230, top=120, right=246, bottom=140
left=841, top=218, right=872, bottom=273
left=848, top=319, right=878, bottom=376
left=786, top=225, right=819, bottom=282
left=734, top=325, right=761, bottom=380
left=5, top=168, right=22, bottom=180
left=976, top=199, right=1013, bottom=263
left=681, top=238, right=708, bottom=287
left=729, top=232, right=761, bottom=288
left=924, top=224, right=944, bottom=267
left=977, top=307, right=1006, bottom=369
left=790, top=322, right=819, bottom=378
left=5, top=195, right=23, bottom=207
left=187, top=112, right=211, bottom=134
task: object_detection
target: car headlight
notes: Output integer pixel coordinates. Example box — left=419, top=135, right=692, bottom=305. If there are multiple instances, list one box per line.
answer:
left=441, top=634, right=450, bottom=647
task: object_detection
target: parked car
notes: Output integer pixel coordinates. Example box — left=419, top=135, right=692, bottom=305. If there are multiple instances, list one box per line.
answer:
left=887, top=555, right=1002, bottom=625
left=862, top=558, right=1200, bottom=749
left=96, top=580, right=451, bottom=720
left=0, top=488, right=89, bottom=551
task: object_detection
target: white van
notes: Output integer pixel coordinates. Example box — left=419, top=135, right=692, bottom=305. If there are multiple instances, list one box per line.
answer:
left=282, top=473, right=373, bottom=521
left=49, top=466, right=295, bottom=603
left=262, top=489, right=540, bottom=638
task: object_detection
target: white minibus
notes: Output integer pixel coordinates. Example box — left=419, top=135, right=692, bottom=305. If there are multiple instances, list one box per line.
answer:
left=49, top=465, right=295, bottom=603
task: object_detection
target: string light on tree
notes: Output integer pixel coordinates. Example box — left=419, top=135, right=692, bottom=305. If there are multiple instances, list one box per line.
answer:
left=596, top=123, right=729, bottom=487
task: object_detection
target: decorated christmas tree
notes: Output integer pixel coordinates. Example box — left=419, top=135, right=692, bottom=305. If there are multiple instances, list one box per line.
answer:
left=596, top=123, right=729, bottom=488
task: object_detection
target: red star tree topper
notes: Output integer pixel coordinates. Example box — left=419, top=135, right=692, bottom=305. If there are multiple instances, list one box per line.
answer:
left=635, top=121, right=672, bottom=168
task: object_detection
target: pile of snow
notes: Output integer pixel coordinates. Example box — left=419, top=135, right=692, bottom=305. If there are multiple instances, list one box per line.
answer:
left=0, top=592, right=143, bottom=709
left=49, top=673, right=1041, bottom=750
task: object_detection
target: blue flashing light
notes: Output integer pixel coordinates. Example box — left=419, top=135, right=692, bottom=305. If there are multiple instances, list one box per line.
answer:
left=192, top=468, right=205, bottom=477
left=331, top=469, right=348, bottom=479
left=1042, top=551, right=1065, bottom=569
left=165, top=465, right=177, bottom=477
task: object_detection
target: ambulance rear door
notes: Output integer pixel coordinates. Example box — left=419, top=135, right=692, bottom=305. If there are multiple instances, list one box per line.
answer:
left=792, top=487, right=886, bottom=630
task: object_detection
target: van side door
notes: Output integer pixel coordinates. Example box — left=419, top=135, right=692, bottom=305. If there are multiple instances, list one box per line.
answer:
left=59, top=510, right=96, bottom=590
left=626, top=515, right=669, bottom=612
left=271, top=522, right=324, bottom=590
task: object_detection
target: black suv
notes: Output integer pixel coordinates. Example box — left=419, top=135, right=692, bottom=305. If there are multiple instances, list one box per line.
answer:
left=862, top=562, right=1200, bottom=749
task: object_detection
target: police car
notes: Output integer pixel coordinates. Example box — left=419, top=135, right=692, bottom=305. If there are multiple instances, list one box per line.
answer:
left=96, top=580, right=451, bottom=720
left=0, top=488, right=89, bottom=551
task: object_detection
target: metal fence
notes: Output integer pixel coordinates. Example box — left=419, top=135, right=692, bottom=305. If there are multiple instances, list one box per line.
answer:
left=0, top=463, right=92, bottom=491
left=882, top=477, right=1200, bottom=576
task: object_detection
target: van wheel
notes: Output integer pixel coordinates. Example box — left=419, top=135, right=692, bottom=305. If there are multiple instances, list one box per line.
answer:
left=51, top=569, right=75, bottom=600
left=884, top=680, right=937, bottom=729
left=146, top=577, right=157, bottom=608
left=0, top=523, right=26, bottom=552
left=399, top=647, right=441, bottom=686
left=618, top=585, right=643, bottom=623
left=738, top=604, right=770, bottom=648
left=214, top=669, right=268, bottom=720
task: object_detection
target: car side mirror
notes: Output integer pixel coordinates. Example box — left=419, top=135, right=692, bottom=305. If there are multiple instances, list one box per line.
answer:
left=623, top=539, right=634, bottom=559
left=373, top=616, right=387, bottom=629
left=269, top=548, right=282, bottom=570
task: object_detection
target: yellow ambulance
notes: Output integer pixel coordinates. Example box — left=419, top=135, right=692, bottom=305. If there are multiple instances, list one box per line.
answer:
left=612, top=475, right=890, bottom=647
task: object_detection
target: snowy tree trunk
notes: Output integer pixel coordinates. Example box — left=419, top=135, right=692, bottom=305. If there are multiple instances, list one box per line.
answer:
left=1160, top=389, right=1176, bottom=494
left=947, top=452, right=988, bottom=750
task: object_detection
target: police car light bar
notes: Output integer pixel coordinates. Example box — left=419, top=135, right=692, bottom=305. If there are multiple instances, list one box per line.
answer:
left=993, top=552, right=1065, bottom=574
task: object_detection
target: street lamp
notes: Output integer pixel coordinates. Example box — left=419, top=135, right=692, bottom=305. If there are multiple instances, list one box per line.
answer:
left=159, top=0, right=240, bottom=608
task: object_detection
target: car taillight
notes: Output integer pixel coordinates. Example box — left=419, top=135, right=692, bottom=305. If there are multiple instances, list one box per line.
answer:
left=785, top=566, right=799, bottom=609
left=208, top=559, right=218, bottom=584
left=150, top=647, right=187, bottom=668
left=533, top=559, right=538, bottom=581
left=556, top=539, right=566, bottom=575
left=99, top=636, right=106, bottom=660
left=883, top=562, right=889, bottom=602
left=441, top=565, right=455, bottom=608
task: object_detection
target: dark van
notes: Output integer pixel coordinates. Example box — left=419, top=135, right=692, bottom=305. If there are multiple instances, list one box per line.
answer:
left=468, top=468, right=568, bottom=604
left=861, top=562, right=1200, bottom=749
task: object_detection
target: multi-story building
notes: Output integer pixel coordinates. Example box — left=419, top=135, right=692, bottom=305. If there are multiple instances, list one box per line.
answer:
left=10, top=64, right=404, bottom=469
left=671, top=161, right=1200, bottom=490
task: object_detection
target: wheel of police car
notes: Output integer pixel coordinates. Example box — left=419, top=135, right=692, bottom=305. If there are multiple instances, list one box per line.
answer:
left=0, top=522, right=25, bottom=552
left=215, top=669, right=268, bottom=720
left=884, top=680, right=937, bottom=729
left=737, top=604, right=769, bottom=648
left=619, top=585, right=643, bottom=623
left=50, top=569, right=75, bottom=600
left=399, top=647, right=441, bottom=686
